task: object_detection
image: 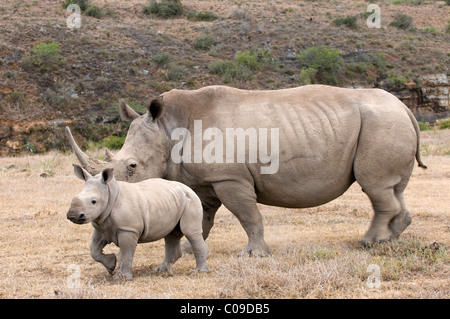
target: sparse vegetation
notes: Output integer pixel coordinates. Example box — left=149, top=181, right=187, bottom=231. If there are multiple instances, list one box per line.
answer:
left=187, top=10, right=218, bottom=21
left=297, top=46, right=344, bottom=86
left=165, top=63, right=188, bottom=81
left=85, top=5, right=103, bottom=19
left=143, top=0, right=183, bottom=19
left=385, top=70, right=407, bottom=89
left=151, top=52, right=171, bottom=68
left=390, top=13, right=414, bottom=30
left=193, top=34, right=217, bottom=51
left=438, top=119, right=450, bottom=130
left=61, top=0, right=90, bottom=12
left=332, top=15, right=358, bottom=29
left=209, top=48, right=275, bottom=82
left=21, top=41, right=64, bottom=73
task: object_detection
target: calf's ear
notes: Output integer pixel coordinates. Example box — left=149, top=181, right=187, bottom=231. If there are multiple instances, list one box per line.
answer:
left=101, top=168, right=114, bottom=184
left=73, top=164, right=92, bottom=181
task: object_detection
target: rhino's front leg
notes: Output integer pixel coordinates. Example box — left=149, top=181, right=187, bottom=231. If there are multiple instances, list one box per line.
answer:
left=213, top=180, right=270, bottom=257
left=90, top=229, right=116, bottom=275
left=114, top=231, right=139, bottom=281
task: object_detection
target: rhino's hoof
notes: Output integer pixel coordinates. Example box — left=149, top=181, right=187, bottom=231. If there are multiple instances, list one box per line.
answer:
left=153, top=262, right=173, bottom=274
left=190, top=265, right=210, bottom=274
left=238, top=243, right=271, bottom=257
left=113, top=270, right=133, bottom=281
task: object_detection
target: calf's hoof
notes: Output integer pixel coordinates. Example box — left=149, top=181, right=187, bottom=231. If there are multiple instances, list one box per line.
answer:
left=104, top=254, right=117, bottom=275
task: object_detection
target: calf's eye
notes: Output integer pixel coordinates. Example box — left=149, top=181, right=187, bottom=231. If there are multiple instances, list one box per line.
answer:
left=91, top=200, right=96, bottom=205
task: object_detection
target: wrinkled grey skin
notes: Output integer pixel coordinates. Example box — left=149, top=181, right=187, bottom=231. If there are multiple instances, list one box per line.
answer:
left=67, top=164, right=209, bottom=280
left=66, top=85, right=427, bottom=256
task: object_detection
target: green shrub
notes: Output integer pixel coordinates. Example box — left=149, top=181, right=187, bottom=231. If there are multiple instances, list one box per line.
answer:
left=61, top=0, right=90, bottom=12
left=209, top=48, right=275, bottom=82
left=22, top=41, right=64, bottom=72
left=298, top=67, right=317, bottom=85
left=385, top=70, right=407, bottom=89
left=297, top=46, right=344, bottom=85
left=445, top=0, right=450, bottom=4
left=187, top=10, right=218, bottom=21
left=104, top=135, right=126, bottom=149
left=165, top=63, right=187, bottom=81
left=193, top=34, right=217, bottom=50
left=143, top=0, right=183, bottom=19
left=418, top=122, right=431, bottom=131
left=422, top=26, right=439, bottom=36
left=439, top=119, right=450, bottom=130
left=151, top=53, right=170, bottom=67
left=85, top=5, right=103, bottom=19
left=390, top=13, right=413, bottom=30
left=332, top=15, right=358, bottom=29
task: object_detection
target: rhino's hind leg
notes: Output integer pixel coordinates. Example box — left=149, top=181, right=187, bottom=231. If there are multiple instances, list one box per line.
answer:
left=361, top=186, right=402, bottom=245
left=389, top=188, right=413, bottom=239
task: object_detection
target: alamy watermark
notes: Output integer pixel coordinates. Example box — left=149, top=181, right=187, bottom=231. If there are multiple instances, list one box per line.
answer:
left=67, top=263, right=81, bottom=289
left=66, top=4, right=82, bottom=29
left=366, top=264, right=381, bottom=288
left=366, top=5, right=381, bottom=29
left=170, top=120, right=280, bottom=174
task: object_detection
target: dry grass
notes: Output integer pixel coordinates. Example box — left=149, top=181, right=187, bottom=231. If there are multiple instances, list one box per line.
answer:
left=0, top=130, right=449, bottom=299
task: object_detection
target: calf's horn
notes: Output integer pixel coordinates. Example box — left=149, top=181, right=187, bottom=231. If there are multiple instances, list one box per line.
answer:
left=65, top=126, right=108, bottom=175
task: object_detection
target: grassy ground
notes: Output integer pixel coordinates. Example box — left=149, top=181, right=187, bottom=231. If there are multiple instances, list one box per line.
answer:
left=0, top=129, right=448, bottom=298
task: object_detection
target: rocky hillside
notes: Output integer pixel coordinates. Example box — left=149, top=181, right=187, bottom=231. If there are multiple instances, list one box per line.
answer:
left=0, top=0, right=449, bottom=155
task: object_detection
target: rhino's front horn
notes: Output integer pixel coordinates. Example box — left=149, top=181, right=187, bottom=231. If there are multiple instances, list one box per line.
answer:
left=65, top=126, right=108, bottom=175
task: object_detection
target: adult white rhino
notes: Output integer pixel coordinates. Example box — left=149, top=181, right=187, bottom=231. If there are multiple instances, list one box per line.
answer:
left=66, top=85, right=427, bottom=256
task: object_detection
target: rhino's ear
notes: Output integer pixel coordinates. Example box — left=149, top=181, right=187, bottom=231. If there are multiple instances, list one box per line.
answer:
left=147, top=96, right=164, bottom=122
left=73, top=164, right=92, bottom=181
left=101, top=168, right=114, bottom=184
left=119, top=99, right=140, bottom=122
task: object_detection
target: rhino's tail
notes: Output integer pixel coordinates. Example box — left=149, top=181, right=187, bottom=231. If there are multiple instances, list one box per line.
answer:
left=405, top=107, right=427, bottom=169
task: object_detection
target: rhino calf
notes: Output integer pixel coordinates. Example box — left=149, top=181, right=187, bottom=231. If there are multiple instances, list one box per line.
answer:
left=67, top=164, right=209, bottom=280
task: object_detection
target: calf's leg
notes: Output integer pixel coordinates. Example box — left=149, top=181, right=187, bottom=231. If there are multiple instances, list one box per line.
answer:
left=180, top=194, right=210, bottom=273
left=90, top=229, right=116, bottom=274
left=154, top=232, right=183, bottom=273
left=114, top=231, right=138, bottom=280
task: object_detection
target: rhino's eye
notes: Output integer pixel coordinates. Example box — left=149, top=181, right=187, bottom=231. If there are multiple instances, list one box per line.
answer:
left=91, top=199, right=96, bottom=205
left=129, top=163, right=137, bottom=168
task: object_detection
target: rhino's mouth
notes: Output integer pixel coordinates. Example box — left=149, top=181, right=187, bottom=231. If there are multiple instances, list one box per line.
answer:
left=67, top=212, right=88, bottom=224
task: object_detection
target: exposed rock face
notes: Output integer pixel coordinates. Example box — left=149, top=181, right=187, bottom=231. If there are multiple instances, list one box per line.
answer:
left=391, top=74, right=449, bottom=122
